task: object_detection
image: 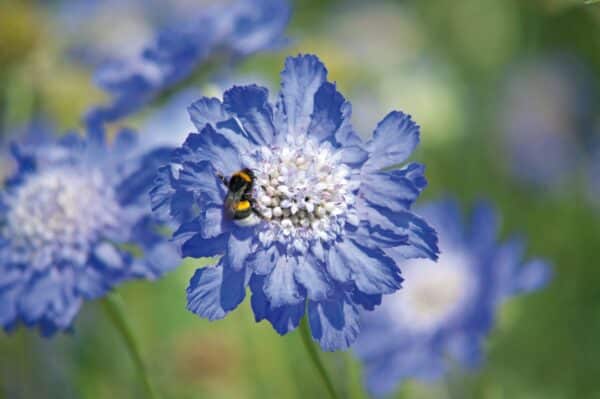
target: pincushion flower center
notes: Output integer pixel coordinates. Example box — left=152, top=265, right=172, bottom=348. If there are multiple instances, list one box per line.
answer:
left=4, top=168, right=120, bottom=266
left=252, top=136, right=356, bottom=243
left=389, top=252, right=475, bottom=332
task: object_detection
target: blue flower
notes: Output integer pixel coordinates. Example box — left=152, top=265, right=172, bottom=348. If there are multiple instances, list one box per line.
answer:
left=353, top=199, right=552, bottom=397
left=0, top=122, right=179, bottom=336
left=150, top=54, right=439, bottom=351
left=86, top=0, right=290, bottom=126
left=498, top=55, right=598, bottom=190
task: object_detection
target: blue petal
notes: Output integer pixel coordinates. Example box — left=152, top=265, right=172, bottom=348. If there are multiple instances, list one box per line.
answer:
left=360, top=163, right=427, bottom=212
left=187, top=266, right=227, bottom=321
left=177, top=160, right=226, bottom=207
left=468, top=201, right=499, bottom=253
left=249, top=275, right=305, bottom=335
left=246, top=244, right=279, bottom=275
left=92, top=242, right=126, bottom=271
left=226, top=0, right=291, bottom=55
left=294, top=255, right=333, bottom=301
left=350, top=288, right=382, bottom=311
left=18, top=269, right=80, bottom=329
left=219, top=262, right=248, bottom=312
left=186, top=260, right=248, bottom=321
left=279, top=54, right=328, bottom=136
left=0, top=276, right=21, bottom=328
left=75, top=267, right=112, bottom=299
left=200, top=206, right=231, bottom=239
left=328, top=239, right=402, bottom=295
left=363, top=111, right=420, bottom=173
left=139, top=242, right=183, bottom=278
left=308, top=292, right=360, bottom=351
left=307, top=82, right=347, bottom=143
left=177, top=127, right=244, bottom=179
left=224, top=230, right=254, bottom=271
left=188, top=97, right=229, bottom=132
left=173, top=218, right=228, bottom=258
left=117, top=147, right=173, bottom=206
left=366, top=205, right=439, bottom=261
left=517, top=259, right=552, bottom=293
left=223, top=85, right=275, bottom=145
left=263, top=255, right=305, bottom=307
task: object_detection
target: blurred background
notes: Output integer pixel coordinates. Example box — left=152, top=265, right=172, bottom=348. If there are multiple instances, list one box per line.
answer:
left=1, top=0, right=600, bottom=398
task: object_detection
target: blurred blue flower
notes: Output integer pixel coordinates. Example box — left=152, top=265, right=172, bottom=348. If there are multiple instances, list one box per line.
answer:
left=354, top=199, right=551, bottom=397
left=0, top=122, right=179, bottom=336
left=498, top=56, right=598, bottom=190
left=150, top=54, right=439, bottom=351
left=86, top=0, right=290, bottom=126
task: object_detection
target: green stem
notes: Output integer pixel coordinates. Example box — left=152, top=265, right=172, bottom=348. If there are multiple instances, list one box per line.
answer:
left=102, top=293, right=160, bottom=399
left=298, top=317, right=339, bottom=399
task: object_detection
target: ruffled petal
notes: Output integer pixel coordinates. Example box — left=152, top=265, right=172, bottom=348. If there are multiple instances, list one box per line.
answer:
left=223, top=85, right=275, bottom=145
left=116, top=147, right=173, bottom=206
left=308, top=292, right=360, bottom=351
left=188, top=97, right=230, bottom=132
left=17, top=269, right=80, bottom=330
left=224, top=230, right=255, bottom=271
left=75, top=267, right=113, bottom=299
left=186, top=260, right=248, bottom=321
left=365, top=205, right=439, bottom=261
left=177, top=127, right=243, bottom=178
left=178, top=160, right=226, bottom=207
left=279, top=54, right=328, bottom=136
left=246, top=244, right=279, bottom=275
left=173, top=218, right=229, bottom=258
left=307, top=82, right=347, bottom=143
left=328, top=239, right=402, bottom=295
left=363, top=111, right=420, bottom=173
left=294, top=254, right=334, bottom=301
left=263, top=255, right=305, bottom=307
left=250, top=275, right=305, bottom=335
left=360, top=163, right=427, bottom=212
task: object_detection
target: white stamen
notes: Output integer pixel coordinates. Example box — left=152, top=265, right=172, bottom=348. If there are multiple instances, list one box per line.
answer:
left=252, top=138, right=357, bottom=246
left=2, top=167, right=121, bottom=268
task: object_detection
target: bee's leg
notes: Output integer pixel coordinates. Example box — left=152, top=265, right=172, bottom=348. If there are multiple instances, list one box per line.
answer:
left=216, top=171, right=228, bottom=186
left=248, top=197, right=264, bottom=219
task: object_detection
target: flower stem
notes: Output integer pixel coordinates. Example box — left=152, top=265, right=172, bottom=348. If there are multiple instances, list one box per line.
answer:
left=298, top=316, right=339, bottom=399
left=102, top=292, right=160, bottom=399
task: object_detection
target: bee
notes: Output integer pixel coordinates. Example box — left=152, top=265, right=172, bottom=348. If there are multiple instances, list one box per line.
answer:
left=218, top=168, right=262, bottom=226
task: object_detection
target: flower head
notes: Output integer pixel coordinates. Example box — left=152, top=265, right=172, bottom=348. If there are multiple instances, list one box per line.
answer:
left=86, top=0, right=290, bottom=125
left=353, top=199, right=552, bottom=397
left=0, top=123, right=179, bottom=335
left=151, top=54, right=439, bottom=351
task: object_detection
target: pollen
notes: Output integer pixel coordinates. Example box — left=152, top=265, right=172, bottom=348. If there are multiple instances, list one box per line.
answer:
left=251, top=135, right=359, bottom=246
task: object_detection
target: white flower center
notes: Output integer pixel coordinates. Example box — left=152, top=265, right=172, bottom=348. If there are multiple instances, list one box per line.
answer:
left=250, top=136, right=358, bottom=248
left=387, top=251, right=476, bottom=333
left=3, top=167, right=121, bottom=268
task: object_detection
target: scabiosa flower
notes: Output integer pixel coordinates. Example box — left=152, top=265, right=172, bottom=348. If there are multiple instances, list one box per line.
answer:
left=150, top=54, right=439, bottom=351
left=0, top=122, right=179, bottom=336
left=353, top=199, right=552, bottom=397
left=497, top=56, right=598, bottom=190
left=86, top=0, right=290, bottom=126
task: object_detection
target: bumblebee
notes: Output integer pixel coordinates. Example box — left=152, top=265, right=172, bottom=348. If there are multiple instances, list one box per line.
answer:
left=219, top=168, right=261, bottom=226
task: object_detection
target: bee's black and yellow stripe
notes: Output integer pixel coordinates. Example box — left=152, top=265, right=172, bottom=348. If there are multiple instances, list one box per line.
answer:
left=228, top=168, right=254, bottom=193
left=226, top=168, right=255, bottom=220
left=233, top=199, right=252, bottom=219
